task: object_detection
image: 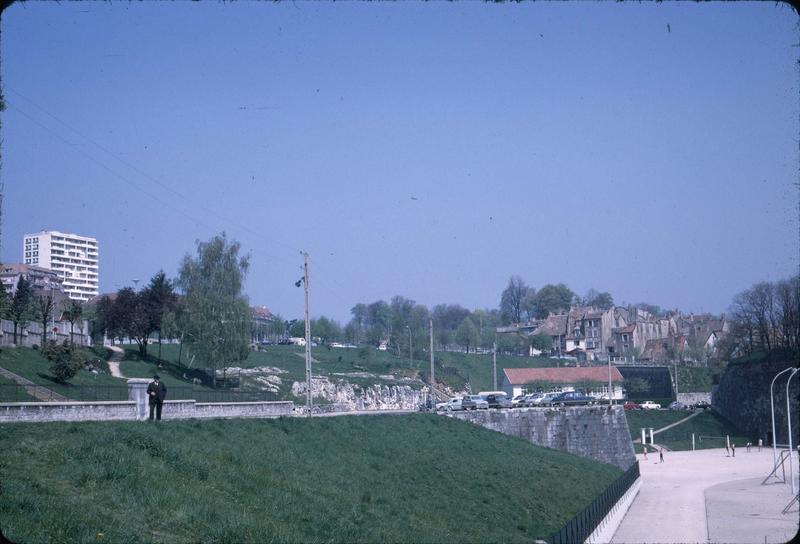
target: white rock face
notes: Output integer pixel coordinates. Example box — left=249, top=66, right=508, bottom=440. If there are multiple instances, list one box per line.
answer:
left=291, top=376, right=428, bottom=410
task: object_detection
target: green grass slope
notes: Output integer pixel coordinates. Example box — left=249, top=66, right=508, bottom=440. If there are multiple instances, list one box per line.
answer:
left=626, top=410, right=752, bottom=452
left=0, top=347, right=124, bottom=401
left=0, top=414, right=621, bottom=543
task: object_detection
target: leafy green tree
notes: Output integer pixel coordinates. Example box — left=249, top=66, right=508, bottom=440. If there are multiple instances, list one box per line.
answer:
left=623, top=378, right=650, bottom=395
left=0, top=279, right=7, bottom=318
left=312, top=316, right=341, bottom=345
left=268, top=313, right=287, bottom=342
left=62, top=299, right=84, bottom=346
left=583, top=289, right=614, bottom=310
left=533, top=284, right=575, bottom=319
left=288, top=319, right=306, bottom=338
left=455, top=317, right=478, bottom=353
left=9, top=277, right=33, bottom=345
left=34, top=294, right=56, bottom=345
left=113, top=288, right=151, bottom=355
left=145, top=270, right=177, bottom=360
left=529, top=333, right=552, bottom=353
left=500, top=275, right=530, bottom=324
left=177, top=234, right=251, bottom=386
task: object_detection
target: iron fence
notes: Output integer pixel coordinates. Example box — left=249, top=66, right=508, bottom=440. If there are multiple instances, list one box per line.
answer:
left=549, top=461, right=640, bottom=544
left=0, top=383, right=279, bottom=404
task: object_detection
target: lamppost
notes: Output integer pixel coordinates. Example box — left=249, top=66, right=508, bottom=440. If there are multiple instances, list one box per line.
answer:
left=770, top=367, right=794, bottom=467
left=406, top=326, right=412, bottom=368
left=786, top=368, right=798, bottom=497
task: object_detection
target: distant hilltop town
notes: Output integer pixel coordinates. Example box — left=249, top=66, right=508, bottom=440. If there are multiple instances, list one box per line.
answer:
left=497, top=305, right=729, bottom=365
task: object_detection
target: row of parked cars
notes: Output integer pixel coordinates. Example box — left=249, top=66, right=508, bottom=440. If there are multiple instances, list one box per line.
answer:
left=622, top=400, right=711, bottom=411
left=434, top=390, right=606, bottom=412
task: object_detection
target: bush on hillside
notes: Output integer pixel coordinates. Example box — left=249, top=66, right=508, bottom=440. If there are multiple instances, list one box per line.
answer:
left=44, top=341, right=83, bottom=383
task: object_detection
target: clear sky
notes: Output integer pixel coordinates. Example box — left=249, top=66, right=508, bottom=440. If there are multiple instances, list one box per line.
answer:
left=1, top=2, right=798, bottom=324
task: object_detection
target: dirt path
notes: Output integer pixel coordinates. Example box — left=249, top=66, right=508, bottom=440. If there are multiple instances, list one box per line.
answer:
left=294, top=352, right=320, bottom=364
left=106, top=346, right=126, bottom=378
left=0, top=367, right=69, bottom=402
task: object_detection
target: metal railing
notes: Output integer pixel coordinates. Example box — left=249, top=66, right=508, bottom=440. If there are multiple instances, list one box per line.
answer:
left=549, top=461, right=640, bottom=544
left=0, top=383, right=279, bottom=404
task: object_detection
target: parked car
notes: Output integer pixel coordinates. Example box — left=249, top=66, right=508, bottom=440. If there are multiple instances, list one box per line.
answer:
left=669, top=401, right=687, bottom=410
left=623, top=401, right=641, bottom=410
left=693, top=400, right=711, bottom=410
left=417, top=399, right=434, bottom=412
left=466, top=395, right=489, bottom=410
left=485, top=394, right=513, bottom=409
left=550, top=391, right=597, bottom=406
left=511, top=395, right=527, bottom=407
left=533, top=392, right=561, bottom=406
left=438, top=397, right=477, bottom=411
left=640, top=401, right=661, bottom=410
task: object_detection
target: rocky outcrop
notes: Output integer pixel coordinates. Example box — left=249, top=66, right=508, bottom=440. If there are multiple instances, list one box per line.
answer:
left=291, top=376, right=429, bottom=411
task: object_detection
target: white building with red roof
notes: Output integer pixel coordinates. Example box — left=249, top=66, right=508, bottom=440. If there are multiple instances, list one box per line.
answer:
left=501, top=366, right=625, bottom=400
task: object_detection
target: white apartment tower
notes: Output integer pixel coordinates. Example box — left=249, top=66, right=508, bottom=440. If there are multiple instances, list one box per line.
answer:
left=23, top=230, right=99, bottom=301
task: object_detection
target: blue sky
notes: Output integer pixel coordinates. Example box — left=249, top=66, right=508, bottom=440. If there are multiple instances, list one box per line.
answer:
left=2, top=2, right=798, bottom=323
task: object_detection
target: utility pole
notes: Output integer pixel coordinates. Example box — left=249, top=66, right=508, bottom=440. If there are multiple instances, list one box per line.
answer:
left=608, top=352, right=613, bottom=406
left=429, top=318, right=435, bottom=403
left=674, top=362, right=679, bottom=397
left=303, top=253, right=311, bottom=414
left=408, top=326, right=413, bottom=368
left=492, top=341, right=497, bottom=391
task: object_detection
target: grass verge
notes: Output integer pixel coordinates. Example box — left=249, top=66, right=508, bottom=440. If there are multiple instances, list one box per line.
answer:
left=626, top=409, right=752, bottom=452
left=0, top=414, right=621, bottom=543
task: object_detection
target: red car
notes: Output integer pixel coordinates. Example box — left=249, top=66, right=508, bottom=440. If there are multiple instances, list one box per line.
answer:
left=623, top=401, right=641, bottom=410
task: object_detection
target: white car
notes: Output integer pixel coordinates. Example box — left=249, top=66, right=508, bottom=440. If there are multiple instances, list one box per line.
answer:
left=640, top=401, right=661, bottom=410
left=438, top=398, right=469, bottom=411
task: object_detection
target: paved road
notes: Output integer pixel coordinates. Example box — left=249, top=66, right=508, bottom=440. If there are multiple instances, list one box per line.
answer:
left=612, top=448, right=799, bottom=543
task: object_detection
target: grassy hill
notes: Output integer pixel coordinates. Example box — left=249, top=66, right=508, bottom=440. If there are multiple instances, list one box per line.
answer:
left=119, top=343, right=557, bottom=400
left=626, top=409, right=752, bottom=452
left=0, top=414, right=621, bottom=543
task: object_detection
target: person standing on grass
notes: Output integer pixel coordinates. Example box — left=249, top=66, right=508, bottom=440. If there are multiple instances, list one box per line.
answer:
left=147, top=374, right=167, bottom=421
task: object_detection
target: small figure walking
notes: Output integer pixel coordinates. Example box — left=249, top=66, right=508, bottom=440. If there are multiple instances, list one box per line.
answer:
left=147, top=374, right=167, bottom=421
left=731, top=443, right=735, bottom=457
left=725, top=443, right=730, bottom=457
left=659, top=449, right=664, bottom=463
left=758, top=438, right=763, bottom=452
left=643, top=446, right=648, bottom=460
left=746, top=442, right=751, bottom=452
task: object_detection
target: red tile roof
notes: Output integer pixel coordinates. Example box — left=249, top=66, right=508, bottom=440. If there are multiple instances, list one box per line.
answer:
left=503, top=366, right=624, bottom=384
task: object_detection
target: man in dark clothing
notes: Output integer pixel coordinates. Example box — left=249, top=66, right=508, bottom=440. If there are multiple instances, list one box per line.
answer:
left=147, top=375, right=167, bottom=421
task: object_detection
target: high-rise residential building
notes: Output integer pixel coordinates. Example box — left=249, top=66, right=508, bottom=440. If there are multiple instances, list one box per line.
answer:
left=23, top=230, right=99, bottom=301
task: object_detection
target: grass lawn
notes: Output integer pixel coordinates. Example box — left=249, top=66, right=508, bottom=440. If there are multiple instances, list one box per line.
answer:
left=626, top=409, right=752, bottom=452
left=119, top=343, right=559, bottom=397
left=0, top=373, right=37, bottom=402
left=0, top=347, right=125, bottom=401
left=0, top=414, right=621, bottom=544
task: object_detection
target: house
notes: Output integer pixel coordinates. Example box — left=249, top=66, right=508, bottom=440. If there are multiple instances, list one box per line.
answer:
left=501, top=366, right=625, bottom=400
left=251, top=305, right=274, bottom=344
left=641, top=335, right=689, bottom=363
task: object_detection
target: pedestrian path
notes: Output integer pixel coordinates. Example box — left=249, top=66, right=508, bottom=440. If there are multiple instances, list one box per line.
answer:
left=611, top=448, right=798, bottom=543
left=106, top=345, right=126, bottom=378
left=0, top=366, right=69, bottom=402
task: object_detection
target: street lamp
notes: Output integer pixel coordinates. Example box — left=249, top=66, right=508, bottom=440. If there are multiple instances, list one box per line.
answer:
left=406, top=326, right=412, bottom=368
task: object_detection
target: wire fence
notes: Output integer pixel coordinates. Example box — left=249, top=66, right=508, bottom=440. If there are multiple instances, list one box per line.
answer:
left=0, top=384, right=279, bottom=403
left=549, top=461, right=640, bottom=544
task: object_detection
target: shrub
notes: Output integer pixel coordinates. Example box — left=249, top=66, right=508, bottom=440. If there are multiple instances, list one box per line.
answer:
left=32, top=344, right=39, bottom=350
left=47, top=342, right=83, bottom=383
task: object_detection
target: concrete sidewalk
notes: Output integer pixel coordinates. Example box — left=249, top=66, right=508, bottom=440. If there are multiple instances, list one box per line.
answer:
left=612, top=448, right=799, bottom=544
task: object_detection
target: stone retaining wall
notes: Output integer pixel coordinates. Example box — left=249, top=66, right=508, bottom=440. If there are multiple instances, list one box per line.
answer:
left=0, top=398, right=296, bottom=423
left=677, top=392, right=711, bottom=406
left=450, top=406, right=636, bottom=469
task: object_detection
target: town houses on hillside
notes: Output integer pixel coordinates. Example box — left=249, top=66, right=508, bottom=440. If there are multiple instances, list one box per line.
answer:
left=497, top=306, right=729, bottom=365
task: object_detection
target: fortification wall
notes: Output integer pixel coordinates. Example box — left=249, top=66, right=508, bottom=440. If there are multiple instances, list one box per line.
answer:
left=713, top=360, right=798, bottom=445
left=450, top=405, right=636, bottom=469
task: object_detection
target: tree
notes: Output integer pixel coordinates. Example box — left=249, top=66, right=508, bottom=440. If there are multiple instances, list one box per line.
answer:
left=500, top=275, right=529, bottom=324
left=584, top=289, right=614, bottom=310
left=312, top=316, right=341, bottom=345
left=177, top=234, right=251, bottom=386
left=288, top=319, right=305, bottom=338
left=529, top=332, right=552, bottom=353
left=62, top=299, right=84, bottom=346
left=9, top=277, right=33, bottom=345
left=455, top=317, right=478, bottom=353
left=34, top=294, right=56, bottom=345
left=113, top=288, right=151, bottom=356
left=533, top=284, right=575, bottom=319
left=145, top=270, right=177, bottom=361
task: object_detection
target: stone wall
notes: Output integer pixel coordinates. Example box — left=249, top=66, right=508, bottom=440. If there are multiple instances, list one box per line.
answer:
left=450, top=406, right=636, bottom=469
left=0, top=318, right=91, bottom=348
left=0, top=399, right=296, bottom=423
left=713, top=360, right=799, bottom=445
